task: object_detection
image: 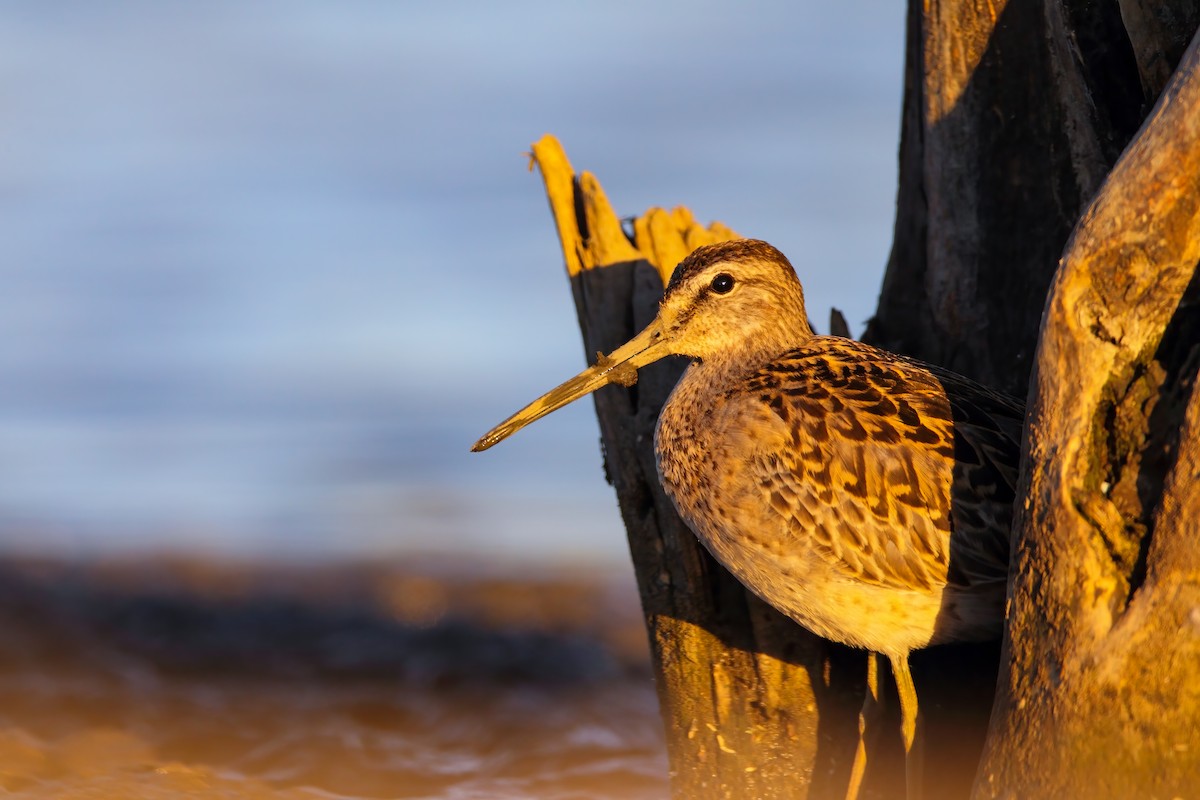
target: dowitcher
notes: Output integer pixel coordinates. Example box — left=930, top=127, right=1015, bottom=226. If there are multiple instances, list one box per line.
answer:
left=473, top=239, right=1023, bottom=798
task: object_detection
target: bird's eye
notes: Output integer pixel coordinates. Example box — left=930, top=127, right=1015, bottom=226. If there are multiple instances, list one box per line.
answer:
left=711, top=273, right=735, bottom=294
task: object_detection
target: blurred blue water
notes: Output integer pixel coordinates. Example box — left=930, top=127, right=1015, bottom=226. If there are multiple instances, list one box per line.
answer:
left=0, top=1, right=903, bottom=566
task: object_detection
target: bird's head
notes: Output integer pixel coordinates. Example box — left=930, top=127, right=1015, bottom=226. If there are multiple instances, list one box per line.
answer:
left=472, top=238, right=812, bottom=451
left=653, top=238, right=812, bottom=360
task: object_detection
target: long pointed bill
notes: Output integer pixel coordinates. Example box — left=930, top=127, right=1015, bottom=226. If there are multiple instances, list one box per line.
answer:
left=471, top=317, right=672, bottom=452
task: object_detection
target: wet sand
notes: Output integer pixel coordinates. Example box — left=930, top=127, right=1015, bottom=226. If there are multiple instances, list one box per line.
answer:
left=0, top=556, right=666, bottom=798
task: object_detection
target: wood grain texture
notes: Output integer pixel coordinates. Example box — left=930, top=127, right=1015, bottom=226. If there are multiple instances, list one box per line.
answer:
left=976, top=27, right=1200, bottom=799
left=861, top=3, right=1200, bottom=795
left=1118, top=0, right=1200, bottom=98
left=866, top=0, right=1080, bottom=397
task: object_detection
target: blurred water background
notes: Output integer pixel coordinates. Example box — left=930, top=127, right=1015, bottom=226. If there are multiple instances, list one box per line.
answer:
left=0, top=2, right=902, bottom=797
left=1, top=1, right=901, bottom=566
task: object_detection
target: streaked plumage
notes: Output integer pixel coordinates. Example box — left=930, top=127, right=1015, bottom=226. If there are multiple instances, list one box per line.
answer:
left=657, top=331, right=1021, bottom=656
left=473, top=239, right=1024, bottom=798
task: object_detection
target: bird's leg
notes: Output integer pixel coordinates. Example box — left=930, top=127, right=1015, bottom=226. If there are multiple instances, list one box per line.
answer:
left=845, top=651, right=884, bottom=800
left=889, top=655, right=924, bottom=800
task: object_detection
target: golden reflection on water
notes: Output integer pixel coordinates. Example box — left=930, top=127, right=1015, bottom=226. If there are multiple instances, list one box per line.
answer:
left=0, top=558, right=666, bottom=799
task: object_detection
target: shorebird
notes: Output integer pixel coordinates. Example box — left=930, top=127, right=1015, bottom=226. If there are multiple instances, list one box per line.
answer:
left=473, top=239, right=1023, bottom=798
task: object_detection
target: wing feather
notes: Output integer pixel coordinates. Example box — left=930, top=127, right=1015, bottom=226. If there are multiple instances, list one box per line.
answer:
left=727, top=339, right=1023, bottom=594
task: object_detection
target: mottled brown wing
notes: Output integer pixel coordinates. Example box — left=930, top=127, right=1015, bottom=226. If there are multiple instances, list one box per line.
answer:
left=731, top=339, right=1023, bottom=594
left=928, top=364, right=1025, bottom=589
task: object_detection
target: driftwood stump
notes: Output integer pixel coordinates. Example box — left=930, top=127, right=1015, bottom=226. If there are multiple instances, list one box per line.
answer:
left=977, top=28, right=1200, bottom=798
